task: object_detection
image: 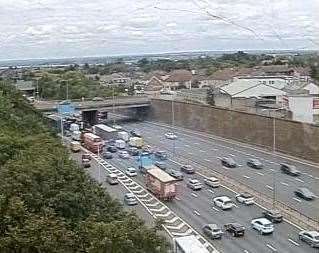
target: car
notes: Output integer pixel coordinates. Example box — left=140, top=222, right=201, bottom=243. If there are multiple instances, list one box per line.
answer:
left=187, top=179, right=203, bottom=190
left=213, top=196, right=234, bottom=210
left=298, top=230, right=319, bottom=248
left=107, top=146, right=117, bottom=153
left=220, top=157, right=237, bottom=168
left=165, top=132, right=177, bottom=140
left=251, top=218, right=274, bottom=235
left=294, top=187, right=316, bottom=200
left=106, top=173, right=118, bottom=185
left=224, top=223, right=245, bottom=237
left=167, top=169, right=183, bottom=180
left=59, top=100, right=71, bottom=105
left=280, top=163, right=301, bottom=176
left=124, top=193, right=138, bottom=205
left=118, top=151, right=130, bottom=159
left=103, top=151, right=113, bottom=159
left=235, top=192, right=255, bottom=205
left=92, top=96, right=104, bottom=101
left=247, top=158, right=263, bottom=169
left=142, top=145, right=154, bottom=154
left=202, top=224, right=223, bottom=239
left=155, top=161, right=167, bottom=170
left=180, top=164, right=195, bottom=174
left=204, top=177, right=220, bottom=188
left=262, top=209, right=283, bottom=223
left=112, top=124, right=123, bottom=130
left=128, top=147, right=139, bottom=156
left=154, top=150, right=168, bottom=160
left=125, top=167, right=137, bottom=177
left=130, top=129, right=142, bottom=137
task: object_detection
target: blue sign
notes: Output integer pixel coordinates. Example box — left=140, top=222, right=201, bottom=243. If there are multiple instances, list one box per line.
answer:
left=57, top=103, right=75, bottom=116
left=137, top=155, right=154, bottom=167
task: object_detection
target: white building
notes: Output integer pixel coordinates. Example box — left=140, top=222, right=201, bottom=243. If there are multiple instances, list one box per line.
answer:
left=235, top=76, right=289, bottom=89
left=287, top=95, right=319, bottom=124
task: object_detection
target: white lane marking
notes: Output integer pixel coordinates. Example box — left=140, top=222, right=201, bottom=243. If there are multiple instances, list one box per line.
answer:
left=184, top=144, right=190, bottom=147
left=229, top=154, right=235, bottom=157
left=191, top=193, right=198, bottom=198
left=194, top=210, right=201, bottom=216
left=166, top=222, right=185, bottom=230
left=243, top=175, right=250, bottom=179
left=293, top=197, right=302, bottom=203
left=175, top=197, right=181, bottom=201
left=266, top=244, right=277, bottom=252
left=204, top=159, right=211, bottom=162
left=243, top=250, right=250, bottom=253
left=208, top=189, right=215, bottom=194
left=217, top=156, right=221, bottom=160
left=188, top=152, right=193, bottom=155
left=295, top=178, right=304, bottom=183
left=200, top=150, right=206, bottom=153
left=222, top=166, right=229, bottom=170
left=288, top=238, right=300, bottom=246
left=308, top=174, right=314, bottom=178
left=212, top=206, right=220, bottom=212
left=238, top=164, right=243, bottom=167
left=257, top=172, right=264, bottom=176
left=269, top=168, right=275, bottom=172
left=266, top=185, right=273, bottom=190
left=280, top=182, right=289, bottom=186
left=194, top=143, right=200, bottom=145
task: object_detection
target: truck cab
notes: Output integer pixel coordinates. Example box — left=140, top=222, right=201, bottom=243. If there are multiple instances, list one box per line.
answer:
left=81, top=153, right=91, bottom=168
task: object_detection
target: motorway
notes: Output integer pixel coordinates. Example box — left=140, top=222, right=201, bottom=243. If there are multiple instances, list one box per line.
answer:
left=70, top=141, right=317, bottom=253
left=121, top=121, right=319, bottom=222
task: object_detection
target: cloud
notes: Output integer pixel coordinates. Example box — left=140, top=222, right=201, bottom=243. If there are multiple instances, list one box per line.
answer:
left=0, top=0, right=318, bottom=60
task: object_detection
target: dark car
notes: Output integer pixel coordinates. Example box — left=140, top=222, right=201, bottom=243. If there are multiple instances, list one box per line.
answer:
left=221, top=157, right=237, bottom=168
left=180, top=164, right=195, bottom=174
left=247, top=158, right=263, bottom=169
left=130, top=129, right=142, bottom=137
left=128, top=147, right=139, bottom=156
left=103, top=152, right=113, bottom=159
left=280, top=163, right=301, bottom=176
left=155, top=161, right=167, bottom=170
left=167, top=169, right=184, bottom=180
left=224, top=223, right=245, bottom=237
left=154, top=150, right=168, bottom=160
left=294, top=187, right=316, bottom=200
left=107, top=146, right=117, bottom=153
left=262, top=209, right=283, bottom=223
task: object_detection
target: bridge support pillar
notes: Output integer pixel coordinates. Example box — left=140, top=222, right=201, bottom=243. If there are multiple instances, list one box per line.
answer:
left=82, top=110, right=98, bottom=126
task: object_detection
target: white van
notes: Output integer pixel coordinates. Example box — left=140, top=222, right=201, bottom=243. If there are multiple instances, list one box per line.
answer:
left=204, top=177, right=220, bottom=188
left=107, top=173, right=119, bottom=185
left=115, top=139, right=126, bottom=149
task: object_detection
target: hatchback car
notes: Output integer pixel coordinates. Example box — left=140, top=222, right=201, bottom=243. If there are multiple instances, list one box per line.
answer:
left=187, top=179, right=203, bottom=190
left=103, top=151, right=113, bottom=159
left=125, top=167, right=137, bottom=177
left=180, top=164, right=195, bottom=174
left=165, top=132, right=177, bottom=140
left=251, top=218, right=274, bottom=235
left=213, top=196, right=234, bottom=210
left=124, top=193, right=138, bottom=206
left=262, top=209, right=283, bottom=223
left=247, top=158, right=263, bottom=169
left=155, top=161, right=167, bottom=170
left=167, top=169, right=184, bottom=180
left=204, top=177, right=220, bottom=188
left=107, top=146, right=117, bottom=153
left=280, top=163, right=301, bottom=176
left=221, top=157, right=237, bottom=168
left=224, top=223, right=245, bottom=237
left=130, top=129, right=142, bottom=137
left=92, top=96, right=104, bottom=101
left=154, top=150, right=168, bottom=160
left=128, top=147, right=139, bottom=156
left=202, top=224, right=223, bottom=239
left=299, top=230, right=319, bottom=248
left=235, top=192, right=255, bottom=205
left=294, top=187, right=316, bottom=200
left=118, top=151, right=130, bottom=159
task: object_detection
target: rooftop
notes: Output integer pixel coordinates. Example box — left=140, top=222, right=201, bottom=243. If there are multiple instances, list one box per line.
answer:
left=147, top=168, right=176, bottom=183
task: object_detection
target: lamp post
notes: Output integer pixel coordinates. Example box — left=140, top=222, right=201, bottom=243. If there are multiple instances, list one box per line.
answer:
left=172, top=96, right=176, bottom=155
left=97, top=145, right=101, bottom=183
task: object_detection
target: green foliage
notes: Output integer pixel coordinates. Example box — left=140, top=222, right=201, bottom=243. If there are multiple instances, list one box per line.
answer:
left=0, top=82, right=169, bottom=252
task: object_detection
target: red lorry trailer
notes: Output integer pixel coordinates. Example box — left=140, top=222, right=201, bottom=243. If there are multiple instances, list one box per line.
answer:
left=82, top=133, right=104, bottom=153
left=146, top=167, right=178, bottom=201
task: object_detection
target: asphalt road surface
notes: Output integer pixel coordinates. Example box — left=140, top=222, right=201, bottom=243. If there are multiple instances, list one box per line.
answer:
left=122, top=121, right=319, bottom=222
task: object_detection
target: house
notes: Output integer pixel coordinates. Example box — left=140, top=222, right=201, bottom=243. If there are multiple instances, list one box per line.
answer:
left=163, top=70, right=192, bottom=90
left=14, top=80, right=35, bottom=96
left=145, top=75, right=164, bottom=91
left=286, top=95, right=319, bottom=124
left=99, top=73, right=132, bottom=87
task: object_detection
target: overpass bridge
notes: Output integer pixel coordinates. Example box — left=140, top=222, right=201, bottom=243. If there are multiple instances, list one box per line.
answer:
left=34, top=96, right=151, bottom=112
left=36, top=96, right=151, bottom=125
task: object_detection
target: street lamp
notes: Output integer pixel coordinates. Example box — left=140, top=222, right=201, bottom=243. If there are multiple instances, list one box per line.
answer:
left=97, top=145, right=101, bottom=183
left=171, top=95, right=176, bottom=155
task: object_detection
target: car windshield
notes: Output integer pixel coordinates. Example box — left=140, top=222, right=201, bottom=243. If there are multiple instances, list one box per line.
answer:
left=224, top=200, right=232, bottom=205
left=314, top=235, right=319, bottom=240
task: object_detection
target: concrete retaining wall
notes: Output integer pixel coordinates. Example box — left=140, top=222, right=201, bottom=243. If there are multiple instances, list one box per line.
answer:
left=149, top=99, right=319, bottom=163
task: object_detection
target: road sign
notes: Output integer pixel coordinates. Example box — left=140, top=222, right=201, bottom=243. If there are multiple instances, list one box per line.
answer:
left=57, top=103, right=75, bottom=116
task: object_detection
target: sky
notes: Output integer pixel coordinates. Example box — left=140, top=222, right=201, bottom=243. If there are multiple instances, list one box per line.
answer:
left=0, top=0, right=318, bottom=60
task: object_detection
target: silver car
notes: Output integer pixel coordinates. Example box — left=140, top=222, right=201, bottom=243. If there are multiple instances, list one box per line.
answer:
left=299, top=230, right=319, bottom=248
left=187, top=179, right=203, bottom=190
left=202, top=224, right=223, bottom=239
left=124, top=193, right=138, bottom=206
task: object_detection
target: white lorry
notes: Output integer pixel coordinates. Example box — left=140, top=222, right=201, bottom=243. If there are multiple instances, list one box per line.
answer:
left=115, top=139, right=126, bottom=149
left=118, top=131, right=129, bottom=142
